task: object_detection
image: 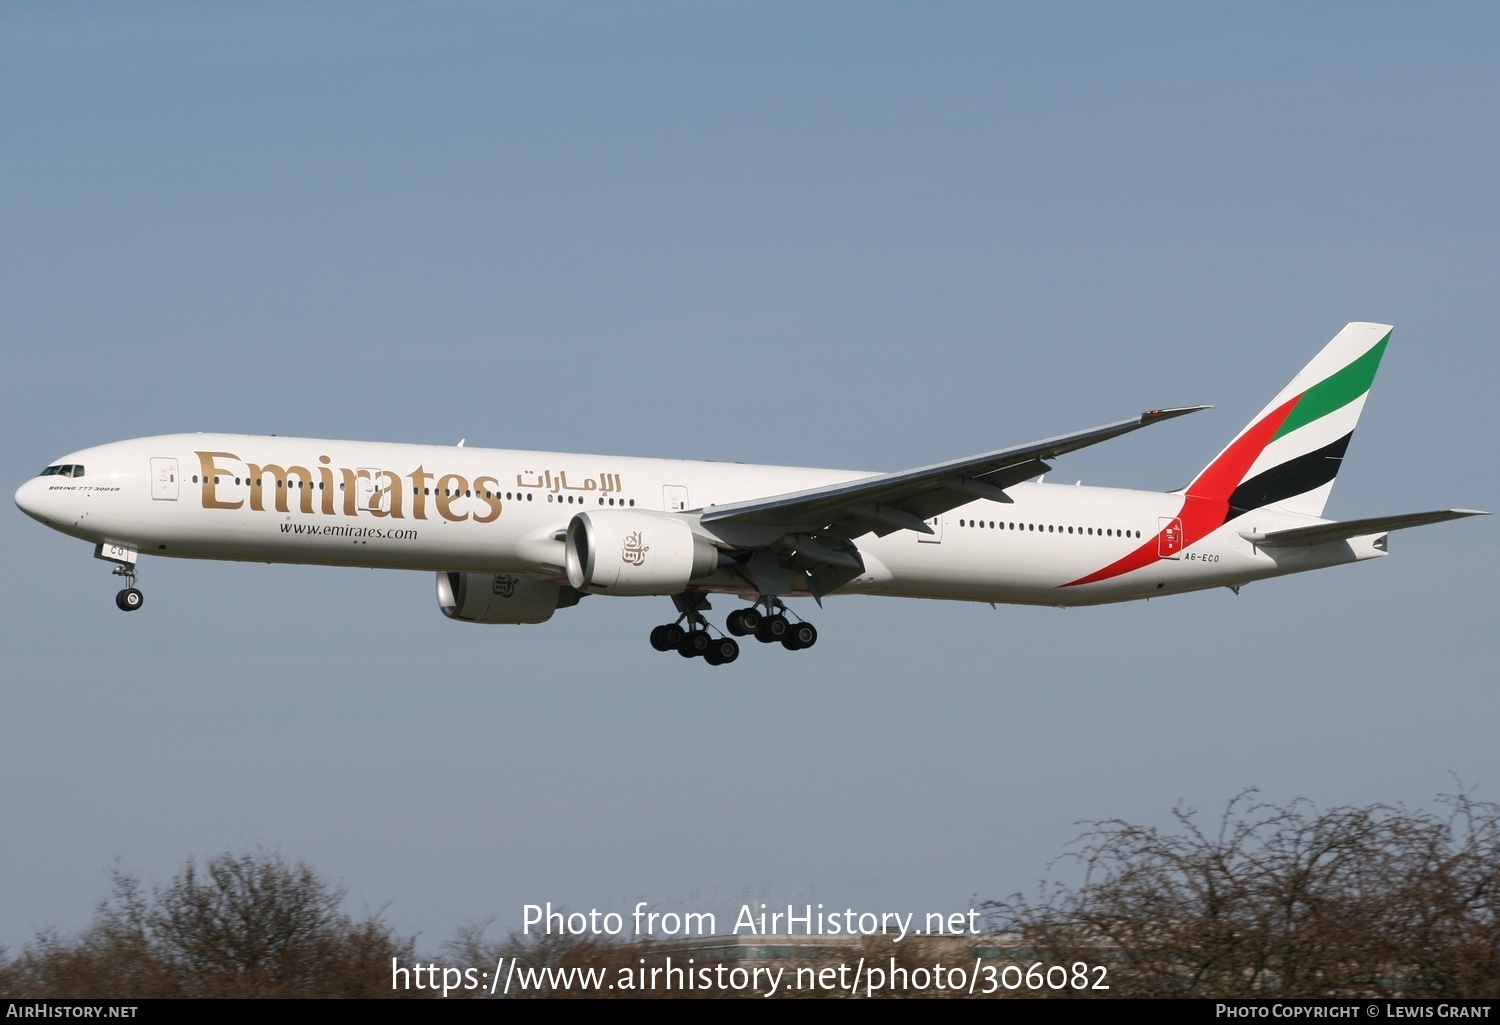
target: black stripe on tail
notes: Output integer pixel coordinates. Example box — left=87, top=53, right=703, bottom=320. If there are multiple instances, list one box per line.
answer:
left=1225, top=432, right=1352, bottom=521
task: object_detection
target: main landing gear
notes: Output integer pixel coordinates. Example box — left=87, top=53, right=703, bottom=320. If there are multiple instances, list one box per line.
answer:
left=649, top=622, right=741, bottom=666
left=725, top=599, right=818, bottom=651
left=648, top=595, right=817, bottom=665
left=648, top=593, right=740, bottom=666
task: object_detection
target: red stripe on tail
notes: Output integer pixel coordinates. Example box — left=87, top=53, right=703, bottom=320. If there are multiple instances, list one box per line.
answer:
left=1061, top=395, right=1298, bottom=588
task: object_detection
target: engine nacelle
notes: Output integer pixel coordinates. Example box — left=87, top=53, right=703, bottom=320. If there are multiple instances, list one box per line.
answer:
left=565, top=510, right=720, bottom=596
left=436, top=572, right=582, bottom=625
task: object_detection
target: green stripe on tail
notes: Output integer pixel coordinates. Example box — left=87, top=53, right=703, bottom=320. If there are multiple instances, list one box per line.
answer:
left=1272, top=332, right=1389, bottom=440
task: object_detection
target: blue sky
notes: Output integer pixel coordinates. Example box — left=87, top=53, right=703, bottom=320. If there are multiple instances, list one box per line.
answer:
left=3, top=2, right=1496, bottom=952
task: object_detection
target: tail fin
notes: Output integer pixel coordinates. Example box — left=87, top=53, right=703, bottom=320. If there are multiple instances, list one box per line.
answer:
left=1184, top=322, right=1390, bottom=520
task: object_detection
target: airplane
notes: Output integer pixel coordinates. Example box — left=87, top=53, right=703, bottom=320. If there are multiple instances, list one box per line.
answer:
left=14, top=322, right=1486, bottom=666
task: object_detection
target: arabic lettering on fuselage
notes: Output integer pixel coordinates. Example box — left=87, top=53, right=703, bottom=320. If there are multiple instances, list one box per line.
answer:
left=193, top=451, right=624, bottom=524
left=513, top=470, right=622, bottom=494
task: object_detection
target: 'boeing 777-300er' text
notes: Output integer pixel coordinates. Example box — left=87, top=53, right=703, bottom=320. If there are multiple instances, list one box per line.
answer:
left=15, top=323, right=1486, bottom=666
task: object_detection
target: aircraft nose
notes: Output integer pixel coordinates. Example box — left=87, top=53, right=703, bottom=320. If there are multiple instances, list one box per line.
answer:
left=15, top=477, right=51, bottom=523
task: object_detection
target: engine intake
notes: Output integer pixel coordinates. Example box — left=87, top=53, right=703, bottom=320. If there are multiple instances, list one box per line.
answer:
left=565, top=510, right=721, bottom=596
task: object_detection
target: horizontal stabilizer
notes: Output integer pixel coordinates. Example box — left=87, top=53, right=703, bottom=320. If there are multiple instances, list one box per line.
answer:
left=1240, top=509, right=1489, bottom=548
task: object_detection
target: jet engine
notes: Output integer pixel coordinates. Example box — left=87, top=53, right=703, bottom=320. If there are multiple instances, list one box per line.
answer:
left=565, top=510, right=723, bottom=595
left=436, top=571, right=583, bottom=625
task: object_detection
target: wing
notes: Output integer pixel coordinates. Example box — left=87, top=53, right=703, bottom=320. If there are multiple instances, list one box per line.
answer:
left=1239, top=509, right=1489, bottom=548
left=697, top=406, right=1209, bottom=597
left=702, top=406, right=1208, bottom=539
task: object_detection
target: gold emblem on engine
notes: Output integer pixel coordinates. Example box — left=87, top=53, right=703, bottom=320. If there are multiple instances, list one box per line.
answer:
left=492, top=573, right=518, bottom=598
left=622, top=530, right=649, bottom=567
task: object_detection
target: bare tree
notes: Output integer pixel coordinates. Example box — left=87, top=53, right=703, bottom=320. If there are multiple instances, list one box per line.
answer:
left=0, top=850, right=417, bottom=998
left=984, top=789, right=1500, bottom=998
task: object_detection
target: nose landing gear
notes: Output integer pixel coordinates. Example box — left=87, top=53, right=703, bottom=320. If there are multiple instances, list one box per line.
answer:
left=96, top=544, right=144, bottom=612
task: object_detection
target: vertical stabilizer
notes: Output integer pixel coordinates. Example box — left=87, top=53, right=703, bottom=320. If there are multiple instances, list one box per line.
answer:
left=1184, top=322, right=1390, bottom=520
left=1062, top=323, right=1392, bottom=589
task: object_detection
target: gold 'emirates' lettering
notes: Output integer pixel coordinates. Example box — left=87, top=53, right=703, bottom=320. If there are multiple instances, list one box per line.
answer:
left=196, top=452, right=242, bottom=510
left=369, top=470, right=403, bottom=519
left=195, top=450, right=506, bottom=525
left=248, top=462, right=315, bottom=514
left=339, top=467, right=359, bottom=517
left=434, top=474, right=469, bottom=522
left=410, top=466, right=433, bottom=520
left=317, top=456, right=336, bottom=515
left=473, top=476, right=502, bottom=523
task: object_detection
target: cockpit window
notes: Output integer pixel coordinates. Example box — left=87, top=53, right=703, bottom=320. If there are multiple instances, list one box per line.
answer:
left=40, top=464, right=84, bottom=478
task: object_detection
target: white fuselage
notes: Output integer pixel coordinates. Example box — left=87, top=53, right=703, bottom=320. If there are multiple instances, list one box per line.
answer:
left=13, top=433, right=1381, bottom=609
